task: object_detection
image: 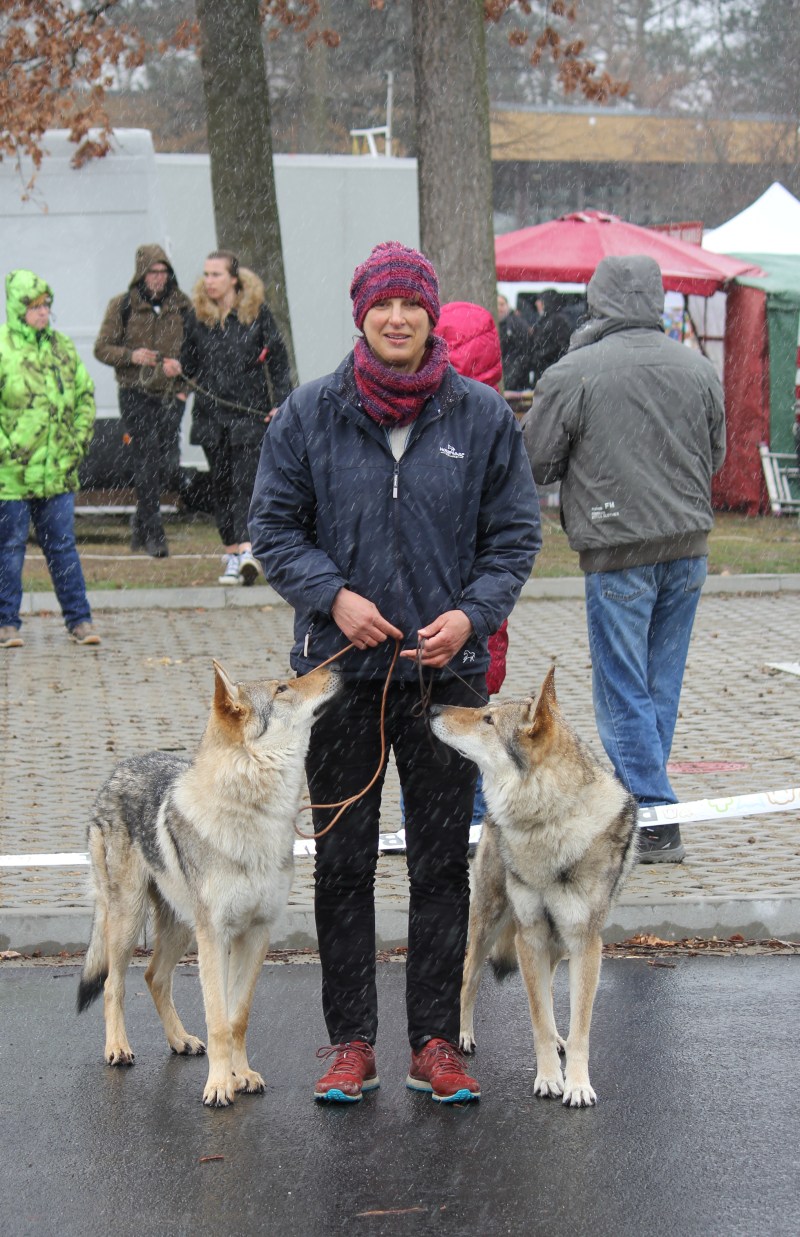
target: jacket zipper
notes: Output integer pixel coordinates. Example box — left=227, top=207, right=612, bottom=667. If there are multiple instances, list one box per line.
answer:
left=303, top=621, right=315, bottom=658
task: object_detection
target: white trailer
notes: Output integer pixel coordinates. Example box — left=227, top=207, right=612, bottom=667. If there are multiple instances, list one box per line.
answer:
left=0, top=130, right=419, bottom=485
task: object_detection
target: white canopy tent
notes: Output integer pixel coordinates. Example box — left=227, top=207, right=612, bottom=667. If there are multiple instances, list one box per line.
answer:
left=703, top=182, right=800, bottom=256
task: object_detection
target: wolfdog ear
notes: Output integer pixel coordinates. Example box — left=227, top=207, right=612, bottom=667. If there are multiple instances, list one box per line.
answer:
left=212, top=660, right=243, bottom=715
left=526, top=665, right=557, bottom=738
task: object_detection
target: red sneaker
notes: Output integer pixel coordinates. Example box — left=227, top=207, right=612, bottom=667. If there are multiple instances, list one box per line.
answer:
left=406, top=1038, right=481, bottom=1103
left=314, top=1041, right=379, bottom=1103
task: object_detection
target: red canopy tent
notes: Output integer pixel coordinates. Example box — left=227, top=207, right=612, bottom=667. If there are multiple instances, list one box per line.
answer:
left=495, top=210, right=758, bottom=294
left=496, top=211, right=765, bottom=510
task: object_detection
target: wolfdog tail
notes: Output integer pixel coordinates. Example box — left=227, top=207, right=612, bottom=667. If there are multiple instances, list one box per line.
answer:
left=77, top=822, right=111, bottom=1013
left=488, top=919, right=519, bottom=981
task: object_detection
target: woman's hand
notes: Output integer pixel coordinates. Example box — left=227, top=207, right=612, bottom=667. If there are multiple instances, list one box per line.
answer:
left=131, top=348, right=158, bottom=367
left=399, top=610, right=473, bottom=668
left=331, top=589, right=404, bottom=650
left=162, top=357, right=182, bottom=378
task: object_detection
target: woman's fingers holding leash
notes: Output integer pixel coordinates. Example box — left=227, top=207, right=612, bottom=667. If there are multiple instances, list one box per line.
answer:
left=332, top=588, right=404, bottom=650
left=400, top=610, right=473, bottom=668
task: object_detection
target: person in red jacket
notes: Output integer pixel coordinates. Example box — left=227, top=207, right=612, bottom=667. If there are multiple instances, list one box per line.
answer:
left=435, top=301, right=510, bottom=831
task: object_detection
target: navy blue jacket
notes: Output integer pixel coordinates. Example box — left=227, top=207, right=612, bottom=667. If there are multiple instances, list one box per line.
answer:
left=249, top=354, right=541, bottom=680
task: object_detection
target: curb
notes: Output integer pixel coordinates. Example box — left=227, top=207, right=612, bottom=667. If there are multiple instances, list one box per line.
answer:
left=3, top=895, right=798, bottom=955
left=19, top=573, right=800, bottom=615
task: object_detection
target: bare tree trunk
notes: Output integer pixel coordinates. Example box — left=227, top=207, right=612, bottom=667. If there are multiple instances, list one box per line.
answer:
left=411, top=0, right=496, bottom=311
left=195, top=0, right=296, bottom=379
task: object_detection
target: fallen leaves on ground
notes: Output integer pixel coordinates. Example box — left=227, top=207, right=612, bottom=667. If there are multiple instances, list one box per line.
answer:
left=605, top=935, right=800, bottom=958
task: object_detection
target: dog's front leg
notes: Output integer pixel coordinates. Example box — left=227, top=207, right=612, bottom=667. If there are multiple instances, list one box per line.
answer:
left=227, top=923, right=271, bottom=1095
left=562, top=932, right=602, bottom=1107
left=460, top=837, right=512, bottom=1053
left=195, top=924, right=235, bottom=1106
left=515, top=925, right=564, bottom=1098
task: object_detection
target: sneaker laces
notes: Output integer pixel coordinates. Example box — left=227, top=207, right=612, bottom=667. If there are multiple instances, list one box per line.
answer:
left=316, top=1041, right=372, bottom=1075
left=424, top=1039, right=468, bottom=1071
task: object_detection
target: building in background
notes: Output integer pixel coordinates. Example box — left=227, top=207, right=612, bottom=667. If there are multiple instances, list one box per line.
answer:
left=490, top=106, right=798, bottom=232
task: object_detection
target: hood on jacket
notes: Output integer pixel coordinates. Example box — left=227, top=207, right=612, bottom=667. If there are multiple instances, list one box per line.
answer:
left=129, top=244, right=175, bottom=289
left=434, top=301, right=502, bottom=391
left=5, top=269, right=53, bottom=340
left=191, top=266, right=265, bottom=328
left=586, top=255, right=664, bottom=325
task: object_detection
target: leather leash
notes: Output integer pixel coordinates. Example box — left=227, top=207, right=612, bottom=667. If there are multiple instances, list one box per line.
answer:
left=295, top=633, right=489, bottom=842
left=295, top=638, right=401, bottom=841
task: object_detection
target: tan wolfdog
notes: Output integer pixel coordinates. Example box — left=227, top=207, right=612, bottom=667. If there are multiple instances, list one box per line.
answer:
left=77, top=660, right=340, bottom=1107
left=430, top=666, right=637, bottom=1107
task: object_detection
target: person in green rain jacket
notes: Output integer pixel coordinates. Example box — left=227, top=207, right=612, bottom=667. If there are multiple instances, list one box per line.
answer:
left=0, top=269, right=101, bottom=647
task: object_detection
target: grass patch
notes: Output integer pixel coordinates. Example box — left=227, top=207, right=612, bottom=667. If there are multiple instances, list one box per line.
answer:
left=533, top=510, right=800, bottom=578
left=18, top=498, right=800, bottom=592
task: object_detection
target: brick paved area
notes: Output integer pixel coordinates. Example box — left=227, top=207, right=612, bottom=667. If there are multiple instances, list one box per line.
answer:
left=1, top=589, right=799, bottom=948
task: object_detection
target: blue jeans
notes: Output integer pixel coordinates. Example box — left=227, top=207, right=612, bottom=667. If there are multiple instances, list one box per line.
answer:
left=585, top=556, right=707, bottom=807
left=0, top=493, right=92, bottom=631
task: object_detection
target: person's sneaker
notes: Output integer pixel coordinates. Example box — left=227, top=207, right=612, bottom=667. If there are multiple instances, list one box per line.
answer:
left=69, top=622, right=101, bottom=646
left=637, top=823, right=685, bottom=864
left=406, top=1038, right=481, bottom=1103
left=0, top=626, right=24, bottom=648
left=129, top=515, right=145, bottom=552
left=144, top=527, right=169, bottom=559
left=238, top=549, right=260, bottom=587
left=314, top=1041, right=379, bottom=1103
left=218, top=553, right=241, bottom=585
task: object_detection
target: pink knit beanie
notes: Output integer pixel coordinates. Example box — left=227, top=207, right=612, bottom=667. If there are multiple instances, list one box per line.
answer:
left=350, top=241, right=441, bottom=330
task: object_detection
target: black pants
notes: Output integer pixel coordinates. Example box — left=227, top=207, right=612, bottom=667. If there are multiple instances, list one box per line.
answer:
left=119, top=390, right=183, bottom=529
left=307, top=673, right=483, bottom=1051
left=203, top=428, right=262, bottom=546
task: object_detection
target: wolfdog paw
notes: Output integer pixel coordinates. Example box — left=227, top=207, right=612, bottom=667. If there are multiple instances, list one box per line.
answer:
left=563, top=1081, right=597, bottom=1108
left=170, top=1035, right=206, bottom=1056
left=105, top=1045, right=135, bottom=1067
left=233, top=1069, right=266, bottom=1095
left=203, top=1076, right=236, bottom=1107
left=459, top=1030, right=476, bottom=1054
left=556, top=1034, right=566, bottom=1056
left=533, top=1069, right=564, bottom=1099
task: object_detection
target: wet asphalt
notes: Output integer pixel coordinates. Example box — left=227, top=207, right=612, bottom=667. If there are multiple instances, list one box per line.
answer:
left=1, top=955, right=797, bottom=1237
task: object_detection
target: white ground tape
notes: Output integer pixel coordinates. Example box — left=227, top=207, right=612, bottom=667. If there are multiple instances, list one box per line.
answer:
left=2, top=787, right=798, bottom=866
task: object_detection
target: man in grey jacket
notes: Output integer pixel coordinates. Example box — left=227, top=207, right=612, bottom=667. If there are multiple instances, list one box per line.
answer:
left=524, top=255, right=726, bottom=862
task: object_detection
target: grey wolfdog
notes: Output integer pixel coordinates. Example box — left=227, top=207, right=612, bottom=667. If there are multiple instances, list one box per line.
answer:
left=77, top=660, right=340, bottom=1107
left=431, top=665, right=638, bottom=1107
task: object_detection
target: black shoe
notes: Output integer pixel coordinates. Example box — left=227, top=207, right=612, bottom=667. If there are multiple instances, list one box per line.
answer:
left=145, top=534, right=169, bottom=558
left=636, top=823, right=685, bottom=864
left=130, top=514, right=145, bottom=552
left=141, top=520, right=169, bottom=558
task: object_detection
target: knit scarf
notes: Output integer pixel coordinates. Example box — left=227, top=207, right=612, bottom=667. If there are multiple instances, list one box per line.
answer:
left=353, top=334, right=450, bottom=428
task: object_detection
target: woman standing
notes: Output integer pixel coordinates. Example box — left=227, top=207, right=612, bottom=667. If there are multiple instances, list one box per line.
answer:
left=0, top=270, right=100, bottom=647
left=180, top=251, right=292, bottom=585
left=249, top=242, right=541, bottom=1103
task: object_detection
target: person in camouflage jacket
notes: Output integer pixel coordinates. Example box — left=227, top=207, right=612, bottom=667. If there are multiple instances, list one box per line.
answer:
left=0, top=269, right=100, bottom=647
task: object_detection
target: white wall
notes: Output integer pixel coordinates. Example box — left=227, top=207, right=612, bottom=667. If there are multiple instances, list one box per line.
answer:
left=0, top=133, right=420, bottom=408
left=0, top=130, right=167, bottom=421
left=155, top=152, right=420, bottom=383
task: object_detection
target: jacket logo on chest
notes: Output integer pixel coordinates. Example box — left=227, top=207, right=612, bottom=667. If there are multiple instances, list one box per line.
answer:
left=440, top=443, right=465, bottom=459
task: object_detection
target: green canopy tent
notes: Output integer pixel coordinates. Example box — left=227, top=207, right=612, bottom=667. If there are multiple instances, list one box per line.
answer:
left=704, top=185, right=800, bottom=511
left=711, top=254, right=800, bottom=513
left=732, top=254, right=800, bottom=457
